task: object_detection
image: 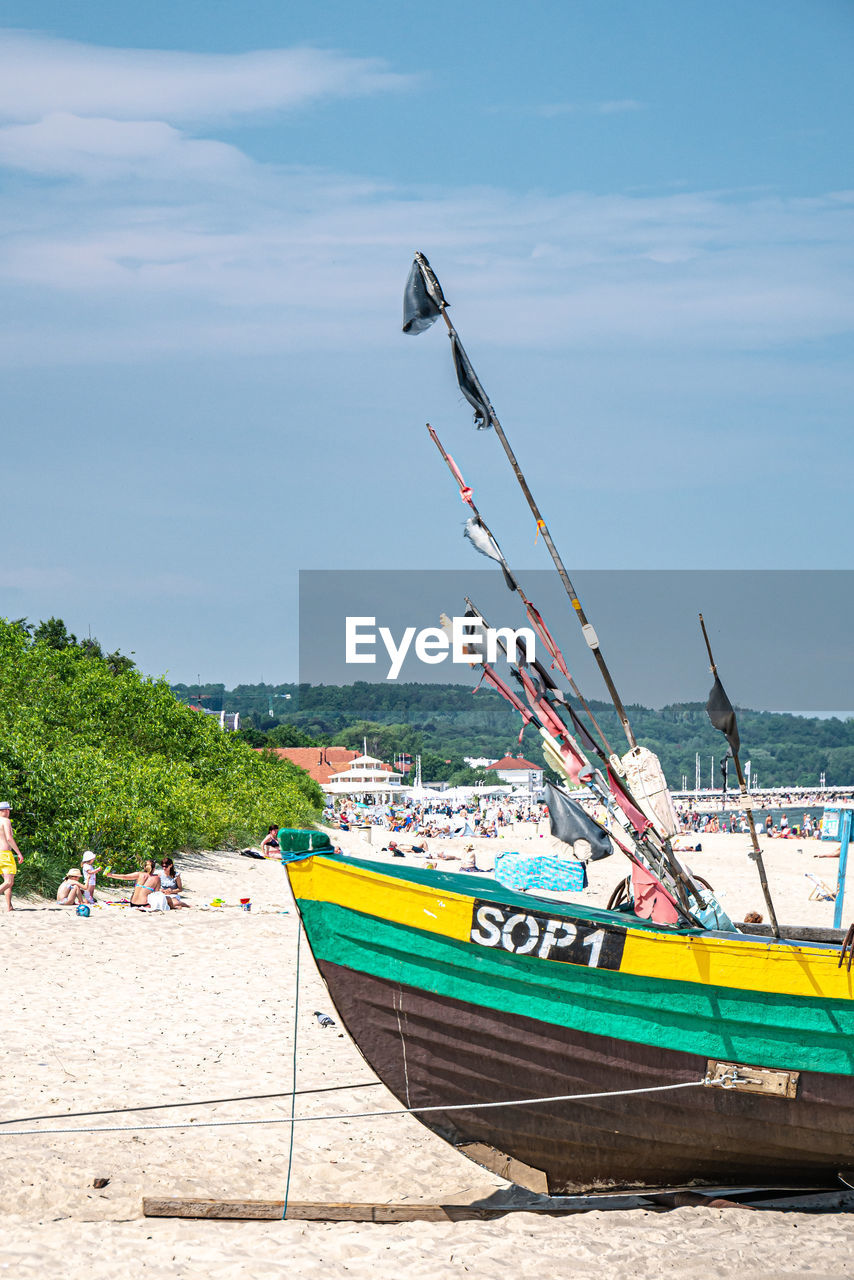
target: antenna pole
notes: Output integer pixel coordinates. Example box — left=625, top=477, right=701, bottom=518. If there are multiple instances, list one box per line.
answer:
left=699, top=614, right=780, bottom=937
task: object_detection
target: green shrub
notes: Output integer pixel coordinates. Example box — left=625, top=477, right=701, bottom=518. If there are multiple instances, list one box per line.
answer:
left=0, top=619, right=323, bottom=896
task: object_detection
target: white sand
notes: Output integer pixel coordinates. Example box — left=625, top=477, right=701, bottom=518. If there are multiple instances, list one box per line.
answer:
left=2, top=831, right=853, bottom=1278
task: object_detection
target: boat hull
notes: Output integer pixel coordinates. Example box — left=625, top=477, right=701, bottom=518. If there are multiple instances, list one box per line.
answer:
left=318, top=959, right=854, bottom=1193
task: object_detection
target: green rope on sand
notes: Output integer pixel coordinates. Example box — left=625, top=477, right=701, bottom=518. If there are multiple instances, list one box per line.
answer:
left=283, top=920, right=301, bottom=1220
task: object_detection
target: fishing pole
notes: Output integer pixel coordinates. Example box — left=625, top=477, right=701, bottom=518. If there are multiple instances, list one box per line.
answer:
left=427, top=422, right=617, bottom=759
left=465, top=595, right=709, bottom=924
left=699, top=613, right=780, bottom=937
left=431, top=434, right=699, bottom=895
left=412, top=252, right=638, bottom=753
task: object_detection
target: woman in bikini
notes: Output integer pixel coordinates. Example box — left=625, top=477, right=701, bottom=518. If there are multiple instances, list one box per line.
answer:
left=105, top=859, right=169, bottom=908
left=260, top=826, right=280, bottom=857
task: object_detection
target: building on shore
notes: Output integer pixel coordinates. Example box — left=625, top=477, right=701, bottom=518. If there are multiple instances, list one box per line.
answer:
left=263, top=747, right=406, bottom=802
left=324, top=754, right=405, bottom=802
left=484, top=754, right=544, bottom=791
left=257, top=745, right=359, bottom=785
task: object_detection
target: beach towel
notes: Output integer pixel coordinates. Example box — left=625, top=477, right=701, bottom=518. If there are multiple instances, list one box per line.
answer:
left=494, top=852, right=587, bottom=895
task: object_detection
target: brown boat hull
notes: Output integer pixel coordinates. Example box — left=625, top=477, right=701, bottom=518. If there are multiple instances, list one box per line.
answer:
left=319, top=959, right=854, bottom=1193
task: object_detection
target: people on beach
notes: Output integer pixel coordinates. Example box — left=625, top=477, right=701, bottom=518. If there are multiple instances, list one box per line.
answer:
left=81, top=850, right=99, bottom=903
left=260, top=825, right=280, bottom=857
left=105, top=859, right=169, bottom=909
left=385, top=840, right=429, bottom=857
left=158, top=857, right=190, bottom=908
left=56, top=868, right=86, bottom=906
left=0, top=800, right=24, bottom=911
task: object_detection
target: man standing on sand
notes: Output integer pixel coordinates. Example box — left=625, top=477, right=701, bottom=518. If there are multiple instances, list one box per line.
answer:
left=0, top=800, right=24, bottom=912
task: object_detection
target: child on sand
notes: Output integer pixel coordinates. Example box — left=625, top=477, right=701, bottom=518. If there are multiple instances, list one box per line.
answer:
left=56, top=869, right=86, bottom=906
left=81, top=850, right=99, bottom=904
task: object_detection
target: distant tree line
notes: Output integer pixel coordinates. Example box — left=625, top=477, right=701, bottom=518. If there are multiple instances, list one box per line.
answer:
left=171, top=680, right=854, bottom=788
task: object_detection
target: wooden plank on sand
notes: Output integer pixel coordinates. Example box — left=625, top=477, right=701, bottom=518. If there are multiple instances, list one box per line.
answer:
left=142, top=1196, right=656, bottom=1221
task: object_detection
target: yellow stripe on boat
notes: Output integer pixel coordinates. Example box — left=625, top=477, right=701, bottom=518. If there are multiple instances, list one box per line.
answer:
left=288, top=855, right=475, bottom=939
left=288, top=856, right=854, bottom=1002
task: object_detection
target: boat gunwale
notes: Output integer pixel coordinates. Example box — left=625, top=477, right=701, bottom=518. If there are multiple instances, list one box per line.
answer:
left=294, top=852, right=847, bottom=957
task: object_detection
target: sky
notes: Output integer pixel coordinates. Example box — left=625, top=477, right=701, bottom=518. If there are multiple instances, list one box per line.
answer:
left=1, top=2, right=852, bottom=702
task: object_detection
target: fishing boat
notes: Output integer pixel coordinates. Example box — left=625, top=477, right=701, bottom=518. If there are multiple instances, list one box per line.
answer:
left=282, top=256, right=854, bottom=1193
left=286, top=848, right=854, bottom=1193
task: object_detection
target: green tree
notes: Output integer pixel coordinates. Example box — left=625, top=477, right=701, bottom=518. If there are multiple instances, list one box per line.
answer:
left=32, top=616, right=77, bottom=649
left=267, top=724, right=320, bottom=749
left=0, top=617, right=323, bottom=897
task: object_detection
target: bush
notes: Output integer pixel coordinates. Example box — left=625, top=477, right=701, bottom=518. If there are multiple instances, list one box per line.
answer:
left=0, top=619, right=323, bottom=896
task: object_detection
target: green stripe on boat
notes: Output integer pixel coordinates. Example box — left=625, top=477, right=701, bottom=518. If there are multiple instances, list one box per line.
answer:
left=297, top=897, right=854, bottom=1077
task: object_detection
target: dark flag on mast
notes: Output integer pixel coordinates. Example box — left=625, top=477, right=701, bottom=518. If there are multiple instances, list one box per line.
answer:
left=402, top=254, right=493, bottom=428
left=705, top=675, right=741, bottom=756
left=450, top=334, right=492, bottom=429
left=402, top=255, right=444, bottom=335
left=544, top=782, right=613, bottom=861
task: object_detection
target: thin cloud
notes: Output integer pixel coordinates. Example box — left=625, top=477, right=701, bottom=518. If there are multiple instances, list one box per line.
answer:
left=0, top=30, right=413, bottom=124
left=539, top=99, right=645, bottom=117
left=488, top=99, right=644, bottom=119
left=0, top=567, right=76, bottom=591
left=0, top=173, right=851, bottom=363
left=0, top=565, right=204, bottom=597
left=0, top=113, right=248, bottom=179
left=0, top=31, right=848, bottom=364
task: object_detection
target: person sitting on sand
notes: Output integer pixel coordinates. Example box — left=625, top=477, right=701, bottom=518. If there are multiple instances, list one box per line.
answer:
left=460, top=843, right=480, bottom=872
left=56, top=868, right=86, bottom=906
left=260, top=825, right=280, bottom=857
left=158, top=857, right=190, bottom=908
left=105, top=859, right=170, bottom=909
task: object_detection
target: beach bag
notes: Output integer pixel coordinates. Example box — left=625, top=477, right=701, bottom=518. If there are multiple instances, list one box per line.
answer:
left=147, top=890, right=170, bottom=912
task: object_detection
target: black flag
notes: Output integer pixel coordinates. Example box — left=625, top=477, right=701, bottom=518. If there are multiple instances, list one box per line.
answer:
left=403, top=257, right=442, bottom=335
left=451, top=334, right=492, bottom=429
left=706, top=675, right=740, bottom=756
left=544, top=781, right=613, bottom=861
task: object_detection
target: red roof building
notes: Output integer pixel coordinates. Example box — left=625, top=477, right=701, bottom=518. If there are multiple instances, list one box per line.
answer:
left=484, top=755, right=541, bottom=772
left=257, top=746, right=360, bottom=785
left=484, top=754, right=544, bottom=787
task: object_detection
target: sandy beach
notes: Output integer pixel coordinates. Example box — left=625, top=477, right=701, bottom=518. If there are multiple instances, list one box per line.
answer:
left=3, top=827, right=854, bottom=1278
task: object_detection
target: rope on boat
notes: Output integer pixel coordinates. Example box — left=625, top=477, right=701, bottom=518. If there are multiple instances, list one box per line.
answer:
left=0, top=1079, right=707, bottom=1138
